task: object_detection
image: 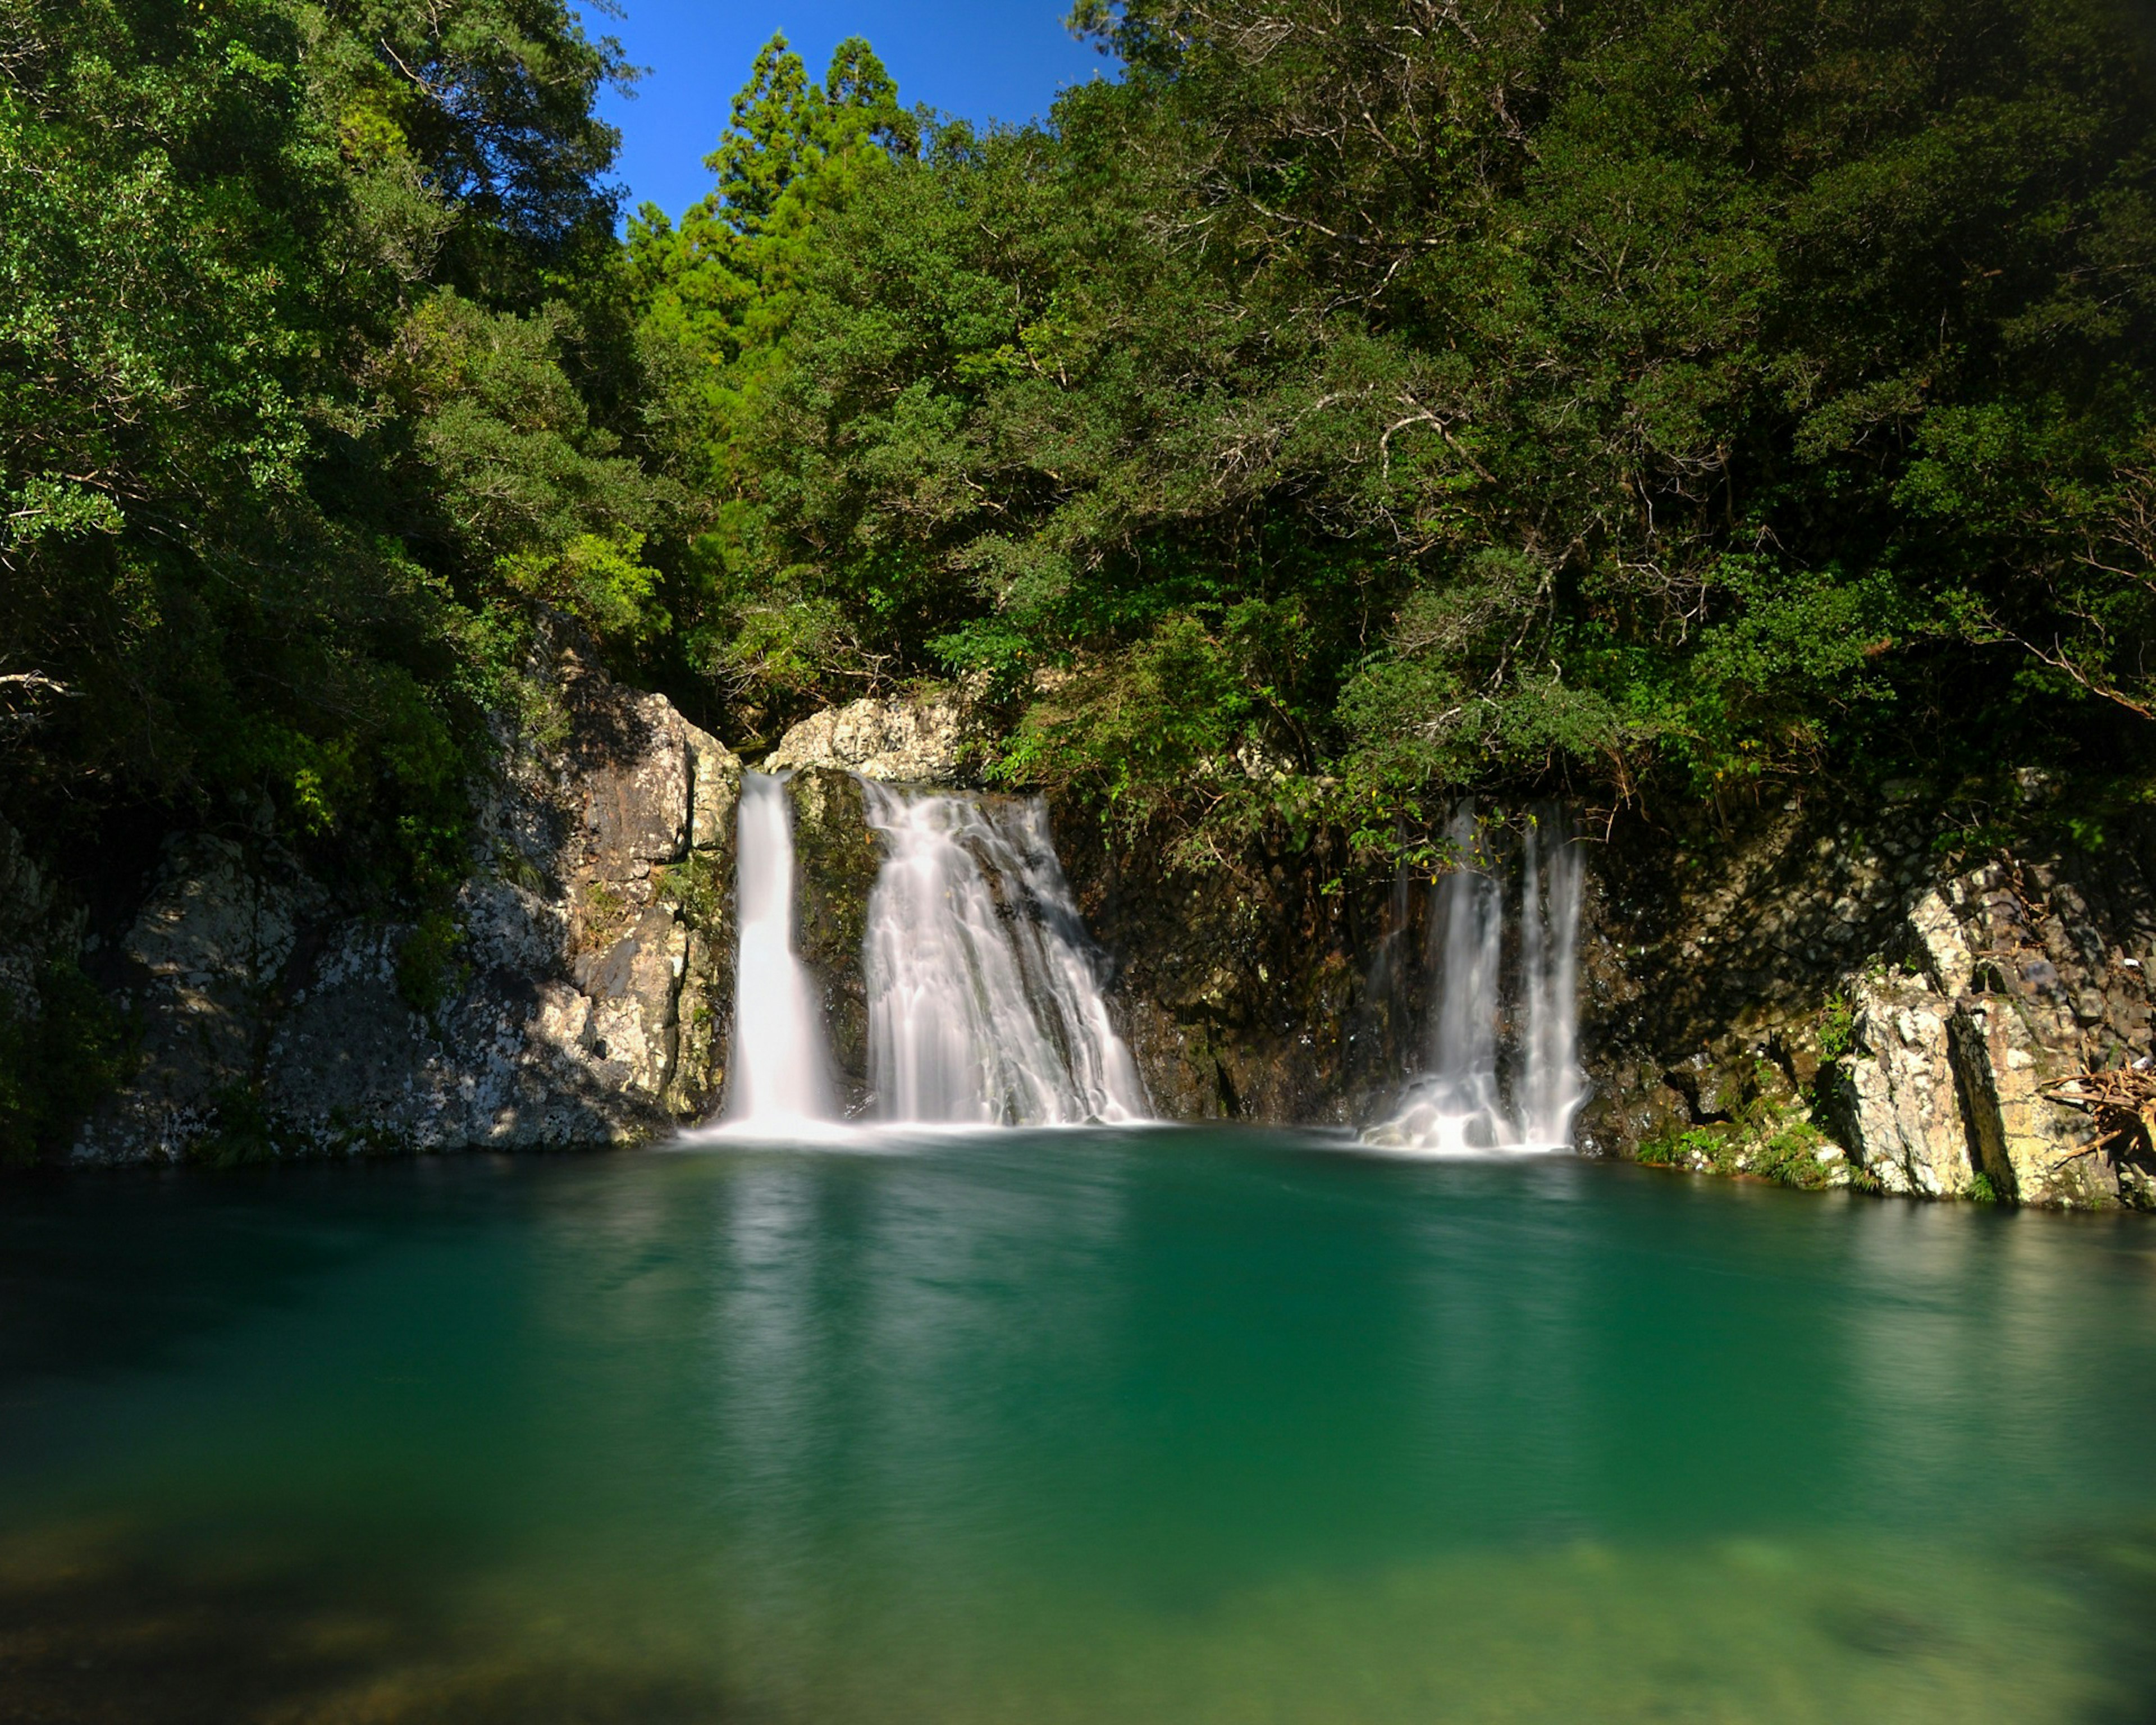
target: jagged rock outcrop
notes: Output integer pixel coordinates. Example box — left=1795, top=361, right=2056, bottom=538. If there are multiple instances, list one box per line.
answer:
left=1811, top=858, right=2153, bottom=1206
left=1580, top=800, right=2154, bottom=1208
left=766, top=692, right=972, bottom=784
left=1831, top=977, right=1975, bottom=1198
left=70, top=651, right=742, bottom=1165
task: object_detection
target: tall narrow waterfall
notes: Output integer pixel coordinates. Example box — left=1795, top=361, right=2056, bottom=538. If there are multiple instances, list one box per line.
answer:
left=723, top=773, right=830, bottom=1125
left=861, top=784, right=1149, bottom=1126
left=1365, top=806, right=1585, bottom=1153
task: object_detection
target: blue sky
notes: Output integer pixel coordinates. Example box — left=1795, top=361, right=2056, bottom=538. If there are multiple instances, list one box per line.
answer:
left=578, top=1, right=1112, bottom=221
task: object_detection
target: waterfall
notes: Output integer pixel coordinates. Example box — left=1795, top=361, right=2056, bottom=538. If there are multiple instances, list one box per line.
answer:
left=1365, top=805, right=1585, bottom=1153
left=1517, top=816, right=1586, bottom=1143
left=860, top=783, right=1149, bottom=1126
left=722, top=773, right=830, bottom=1126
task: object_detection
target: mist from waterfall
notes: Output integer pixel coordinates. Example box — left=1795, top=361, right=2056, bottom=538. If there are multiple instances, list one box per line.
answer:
left=1365, top=806, right=1586, bottom=1153
left=861, top=783, right=1149, bottom=1126
left=721, top=772, right=830, bottom=1126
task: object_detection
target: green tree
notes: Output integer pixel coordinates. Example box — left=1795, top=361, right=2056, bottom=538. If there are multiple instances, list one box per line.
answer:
left=705, top=0, right=2153, bottom=843
left=0, top=0, right=654, bottom=892
left=623, top=34, right=919, bottom=740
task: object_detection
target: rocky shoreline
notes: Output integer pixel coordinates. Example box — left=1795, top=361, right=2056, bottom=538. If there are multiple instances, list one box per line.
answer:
left=10, top=678, right=2152, bottom=1208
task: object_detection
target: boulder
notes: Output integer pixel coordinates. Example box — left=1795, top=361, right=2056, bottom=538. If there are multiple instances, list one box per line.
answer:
left=1829, top=976, right=1977, bottom=1198
left=767, top=692, right=971, bottom=784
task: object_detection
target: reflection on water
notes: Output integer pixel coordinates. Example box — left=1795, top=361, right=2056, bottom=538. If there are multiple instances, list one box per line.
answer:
left=4, top=1133, right=2156, bottom=1723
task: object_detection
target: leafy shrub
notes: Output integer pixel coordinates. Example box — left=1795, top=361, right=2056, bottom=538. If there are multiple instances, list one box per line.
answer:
left=0, top=960, right=135, bottom=1167
left=395, top=912, right=468, bottom=1016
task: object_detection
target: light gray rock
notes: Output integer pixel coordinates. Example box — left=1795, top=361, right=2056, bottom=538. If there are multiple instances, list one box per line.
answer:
left=1949, top=997, right=2109, bottom=1207
left=1907, top=889, right=1974, bottom=998
left=73, top=835, right=315, bottom=1165
left=124, top=834, right=299, bottom=989
left=685, top=720, right=741, bottom=852
left=74, top=652, right=746, bottom=1165
left=768, top=692, right=971, bottom=784
left=1832, top=976, right=1976, bottom=1198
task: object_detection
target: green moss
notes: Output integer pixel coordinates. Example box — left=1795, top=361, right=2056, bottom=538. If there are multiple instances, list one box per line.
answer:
left=657, top=851, right=726, bottom=929
left=1637, top=1107, right=1844, bottom=1193
left=1748, top=1117, right=1837, bottom=1190
left=1637, top=1126, right=1727, bottom=1169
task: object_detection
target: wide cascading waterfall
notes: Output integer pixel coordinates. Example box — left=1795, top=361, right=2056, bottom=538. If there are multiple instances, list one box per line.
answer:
left=722, top=772, right=830, bottom=1126
left=860, top=783, right=1149, bottom=1126
left=1365, top=805, right=1586, bottom=1153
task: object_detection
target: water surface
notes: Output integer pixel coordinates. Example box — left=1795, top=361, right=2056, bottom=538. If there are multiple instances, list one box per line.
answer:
left=4, top=1131, right=2155, bottom=1722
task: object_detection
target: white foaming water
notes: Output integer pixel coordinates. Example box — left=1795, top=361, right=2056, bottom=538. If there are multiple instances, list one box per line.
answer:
left=1365, top=805, right=1585, bottom=1154
left=861, top=783, right=1149, bottom=1126
left=1517, top=817, right=1586, bottom=1143
left=721, top=773, right=830, bottom=1127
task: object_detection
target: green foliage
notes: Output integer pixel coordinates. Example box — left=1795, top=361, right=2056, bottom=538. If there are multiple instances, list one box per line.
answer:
left=8, top=0, right=2154, bottom=907
left=1967, top=1172, right=2002, bottom=1205
left=193, top=1084, right=278, bottom=1169
left=0, top=962, right=136, bottom=1168
left=1637, top=1127, right=1726, bottom=1169
left=0, top=0, right=652, bottom=898
left=395, top=911, right=469, bottom=1016
left=673, top=0, right=2155, bottom=861
left=1817, top=995, right=1857, bottom=1062
left=1637, top=1112, right=1840, bottom=1191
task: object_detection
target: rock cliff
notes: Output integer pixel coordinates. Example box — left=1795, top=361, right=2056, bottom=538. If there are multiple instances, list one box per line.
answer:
left=1577, top=795, right=2155, bottom=1207
left=17, top=673, right=2154, bottom=1211
left=66, top=648, right=741, bottom=1165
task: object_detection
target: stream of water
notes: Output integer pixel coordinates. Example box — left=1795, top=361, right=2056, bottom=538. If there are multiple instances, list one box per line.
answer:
left=1367, top=805, right=1587, bottom=1153
left=860, top=783, right=1148, bottom=1126
left=723, top=772, right=829, bottom=1126
left=4, top=1136, right=2154, bottom=1724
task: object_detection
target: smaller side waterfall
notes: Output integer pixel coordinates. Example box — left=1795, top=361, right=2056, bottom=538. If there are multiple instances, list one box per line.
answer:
left=1516, top=818, right=1586, bottom=1142
left=861, top=783, right=1148, bottom=1126
left=1365, top=806, right=1585, bottom=1153
left=723, top=773, right=830, bottom=1126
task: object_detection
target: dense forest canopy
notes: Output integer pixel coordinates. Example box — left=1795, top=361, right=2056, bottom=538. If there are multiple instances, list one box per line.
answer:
left=3, top=0, right=2153, bottom=886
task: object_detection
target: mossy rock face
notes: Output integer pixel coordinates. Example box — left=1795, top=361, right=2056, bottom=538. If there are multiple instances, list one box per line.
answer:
left=1045, top=795, right=1388, bottom=1126
left=785, top=768, right=882, bottom=1113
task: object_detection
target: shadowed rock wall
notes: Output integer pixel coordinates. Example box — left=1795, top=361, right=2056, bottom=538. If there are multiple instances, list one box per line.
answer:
left=66, top=647, right=742, bottom=1165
